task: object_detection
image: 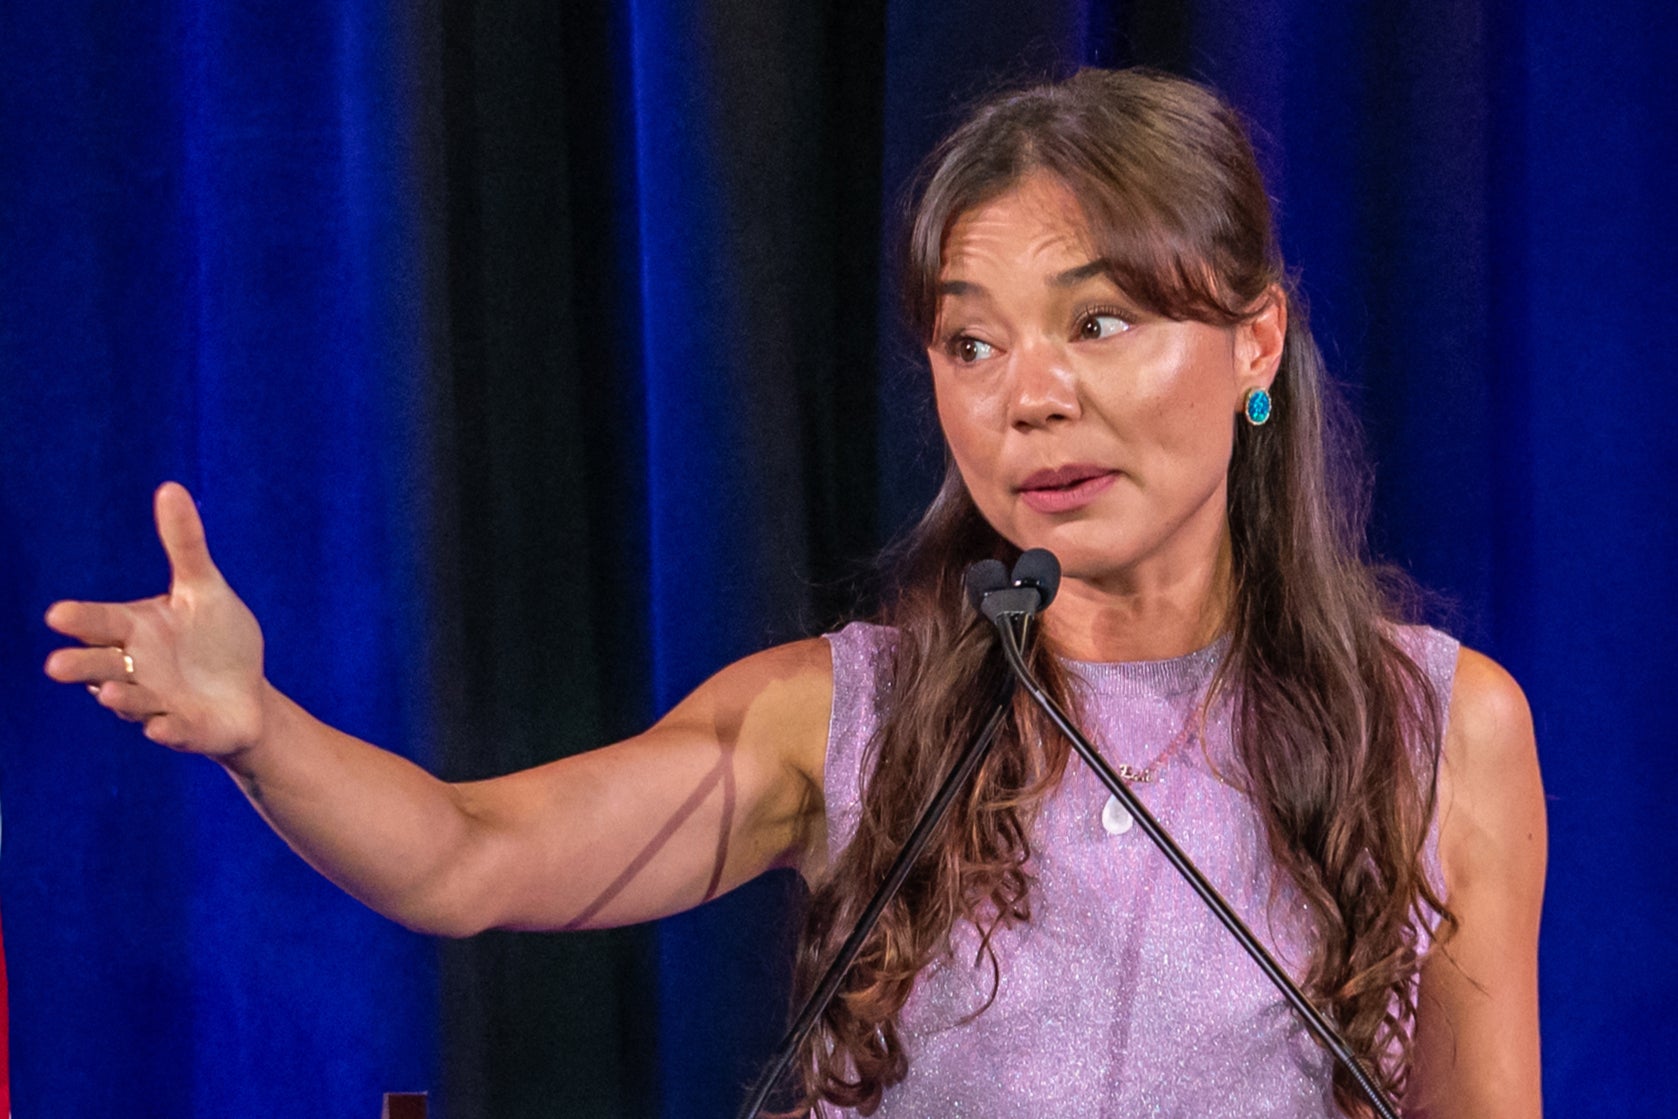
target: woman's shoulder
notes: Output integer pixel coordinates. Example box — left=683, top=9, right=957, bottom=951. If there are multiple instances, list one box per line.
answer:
left=822, top=618, right=898, bottom=659
left=1431, top=640, right=1544, bottom=919
left=1385, top=624, right=1531, bottom=754
left=653, top=636, right=835, bottom=794
left=676, top=624, right=895, bottom=797
left=820, top=617, right=900, bottom=709
left=666, top=624, right=904, bottom=809
left=816, top=622, right=902, bottom=850
left=1390, top=621, right=1461, bottom=683
left=674, top=635, right=835, bottom=706
left=1441, top=645, right=1539, bottom=800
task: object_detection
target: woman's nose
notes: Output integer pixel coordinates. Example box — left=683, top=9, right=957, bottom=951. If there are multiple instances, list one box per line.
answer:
left=1008, top=340, right=1081, bottom=430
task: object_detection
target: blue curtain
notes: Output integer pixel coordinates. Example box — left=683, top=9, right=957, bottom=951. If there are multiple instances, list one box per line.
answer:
left=2, top=1, right=1673, bottom=1116
left=0, top=0, right=440, bottom=1115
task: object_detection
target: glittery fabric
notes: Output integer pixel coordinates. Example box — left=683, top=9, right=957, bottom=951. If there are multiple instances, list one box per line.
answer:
left=820, top=622, right=1459, bottom=1118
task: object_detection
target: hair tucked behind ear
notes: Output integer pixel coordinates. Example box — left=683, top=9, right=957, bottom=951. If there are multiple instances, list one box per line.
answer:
left=789, top=68, right=1452, bottom=1118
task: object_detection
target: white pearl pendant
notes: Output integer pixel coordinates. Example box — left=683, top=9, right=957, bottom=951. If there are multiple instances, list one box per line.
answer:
left=1101, top=793, right=1134, bottom=836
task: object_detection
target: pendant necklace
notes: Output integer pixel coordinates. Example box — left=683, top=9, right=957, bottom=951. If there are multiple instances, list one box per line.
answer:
left=1100, top=703, right=1207, bottom=836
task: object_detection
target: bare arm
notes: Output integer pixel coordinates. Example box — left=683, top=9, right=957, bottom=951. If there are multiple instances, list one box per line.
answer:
left=1409, top=646, right=1547, bottom=1117
left=44, top=483, right=832, bottom=937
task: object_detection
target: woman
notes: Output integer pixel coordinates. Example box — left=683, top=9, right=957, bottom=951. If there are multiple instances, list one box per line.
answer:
left=44, top=69, right=1543, bottom=1117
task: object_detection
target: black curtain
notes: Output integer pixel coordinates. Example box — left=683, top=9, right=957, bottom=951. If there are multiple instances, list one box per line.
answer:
left=431, top=3, right=892, bottom=1114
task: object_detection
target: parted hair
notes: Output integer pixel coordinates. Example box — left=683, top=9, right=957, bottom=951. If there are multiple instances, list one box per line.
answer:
left=790, top=68, right=1450, bottom=1117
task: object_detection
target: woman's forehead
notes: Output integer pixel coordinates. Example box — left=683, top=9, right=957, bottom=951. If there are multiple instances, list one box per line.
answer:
left=939, top=173, right=1100, bottom=281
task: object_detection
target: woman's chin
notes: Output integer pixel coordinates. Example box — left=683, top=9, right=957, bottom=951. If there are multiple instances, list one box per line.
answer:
left=1006, top=537, right=1143, bottom=586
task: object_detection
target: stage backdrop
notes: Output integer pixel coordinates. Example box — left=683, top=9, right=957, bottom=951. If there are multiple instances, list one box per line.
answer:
left=2, top=0, right=1673, bottom=1116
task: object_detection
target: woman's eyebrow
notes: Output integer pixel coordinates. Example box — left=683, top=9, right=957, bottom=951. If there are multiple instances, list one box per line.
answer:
left=1050, top=259, right=1108, bottom=288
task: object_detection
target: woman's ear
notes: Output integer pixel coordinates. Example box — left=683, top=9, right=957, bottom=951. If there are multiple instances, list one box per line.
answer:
left=1236, top=285, right=1287, bottom=392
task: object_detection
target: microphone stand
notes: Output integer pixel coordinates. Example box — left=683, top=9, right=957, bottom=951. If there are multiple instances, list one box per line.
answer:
left=734, top=699, right=1011, bottom=1119
left=981, top=596, right=1401, bottom=1119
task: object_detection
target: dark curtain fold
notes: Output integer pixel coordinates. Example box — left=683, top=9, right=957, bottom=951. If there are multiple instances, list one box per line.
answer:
left=1, top=1, right=1673, bottom=1117
left=430, top=3, right=661, bottom=1114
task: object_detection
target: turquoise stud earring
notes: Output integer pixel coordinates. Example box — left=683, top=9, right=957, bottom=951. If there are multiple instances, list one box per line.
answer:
left=1243, top=387, right=1273, bottom=426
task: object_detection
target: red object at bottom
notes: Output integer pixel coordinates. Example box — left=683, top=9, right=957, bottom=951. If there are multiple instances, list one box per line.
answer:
left=381, top=1092, right=426, bottom=1119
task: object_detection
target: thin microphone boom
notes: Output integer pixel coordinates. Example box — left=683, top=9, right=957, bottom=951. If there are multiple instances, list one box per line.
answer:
left=735, top=556, right=1031, bottom=1117
left=980, top=550, right=1400, bottom=1119
left=734, top=697, right=1011, bottom=1119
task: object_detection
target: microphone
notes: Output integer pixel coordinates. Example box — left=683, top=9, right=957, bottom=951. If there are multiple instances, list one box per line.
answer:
left=971, top=548, right=1401, bottom=1119
left=970, top=549, right=1061, bottom=624
left=962, top=558, right=1009, bottom=609
left=1009, top=548, right=1060, bottom=607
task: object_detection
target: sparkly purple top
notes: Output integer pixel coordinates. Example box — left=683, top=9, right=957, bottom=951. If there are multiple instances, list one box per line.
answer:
left=819, top=622, right=1458, bottom=1117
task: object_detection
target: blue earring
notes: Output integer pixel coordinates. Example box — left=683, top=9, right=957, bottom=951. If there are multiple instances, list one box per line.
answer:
left=1244, top=387, right=1273, bottom=426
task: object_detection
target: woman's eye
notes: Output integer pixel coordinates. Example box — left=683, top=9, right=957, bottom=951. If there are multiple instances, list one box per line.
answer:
left=950, top=336, right=996, bottom=364
left=1078, top=312, right=1131, bottom=341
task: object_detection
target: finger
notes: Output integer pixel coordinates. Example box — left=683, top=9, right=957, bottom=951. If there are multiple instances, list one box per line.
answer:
left=154, top=481, right=221, bottom=589
left=43, top=600, right=136, bottom=647
left=44, top=645, right=134, bottom=685
left=94, top=681, right=167, bottom=723
left=142, top=714, right=188, bottom=747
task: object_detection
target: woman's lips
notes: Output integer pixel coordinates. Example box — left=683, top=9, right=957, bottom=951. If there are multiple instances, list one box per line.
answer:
left=1017, top=466, right=1118, bottom=514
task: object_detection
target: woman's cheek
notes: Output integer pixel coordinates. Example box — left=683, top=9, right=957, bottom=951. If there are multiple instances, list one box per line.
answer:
left=952, top=460, right=1022, bottom=545
left=934, top=379, right=1007, bottom=468
left=936, top=369, right=1009, bottom=428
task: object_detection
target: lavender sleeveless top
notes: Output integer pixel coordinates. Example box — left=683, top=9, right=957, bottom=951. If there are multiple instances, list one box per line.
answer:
left=819, top=623, right=1458, bottom=1118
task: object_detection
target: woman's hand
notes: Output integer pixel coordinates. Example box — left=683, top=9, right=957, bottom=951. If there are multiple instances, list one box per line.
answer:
left=43, top=482, right=267, bottom=758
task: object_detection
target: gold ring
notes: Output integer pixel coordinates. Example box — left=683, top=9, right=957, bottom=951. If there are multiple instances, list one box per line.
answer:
left=121, top=650, right=136, bottom=682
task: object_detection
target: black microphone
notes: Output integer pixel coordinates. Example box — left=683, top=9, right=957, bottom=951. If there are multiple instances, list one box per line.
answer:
left=973, top=548, right=1061, bottom=624
left=971, top=549, right=1400, bottom=1119
left=962, top=558, right=1009, bottom=610
left=1009, top=548, right=1060, bottom=608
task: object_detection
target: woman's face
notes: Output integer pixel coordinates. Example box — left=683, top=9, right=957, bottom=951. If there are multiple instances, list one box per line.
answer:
left=928, top=172, right=1283, bottom=593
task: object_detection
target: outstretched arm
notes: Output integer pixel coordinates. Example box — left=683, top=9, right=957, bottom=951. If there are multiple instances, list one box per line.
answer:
left=1409, top=647, right=1547, bottom=1117
left=44, top=483, right=832, bottom=936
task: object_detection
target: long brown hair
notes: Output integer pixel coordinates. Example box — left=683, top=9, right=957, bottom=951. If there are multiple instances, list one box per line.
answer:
left=792, top=69, right=1451, bottom=1117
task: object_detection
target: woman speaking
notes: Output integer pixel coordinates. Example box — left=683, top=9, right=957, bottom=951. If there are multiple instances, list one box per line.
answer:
left=44, top=69, right=1544, bottom=1118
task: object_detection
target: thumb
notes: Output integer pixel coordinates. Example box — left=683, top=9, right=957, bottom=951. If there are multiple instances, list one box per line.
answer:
left=154, top=481, right=221, bottom=588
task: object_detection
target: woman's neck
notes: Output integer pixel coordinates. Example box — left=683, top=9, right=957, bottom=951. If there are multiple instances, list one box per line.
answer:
left=1041, top=534, right=1232, bottom=663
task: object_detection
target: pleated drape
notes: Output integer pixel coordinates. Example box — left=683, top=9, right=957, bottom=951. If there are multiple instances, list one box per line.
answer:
left=2, top=1, right=1672, bottom=1116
